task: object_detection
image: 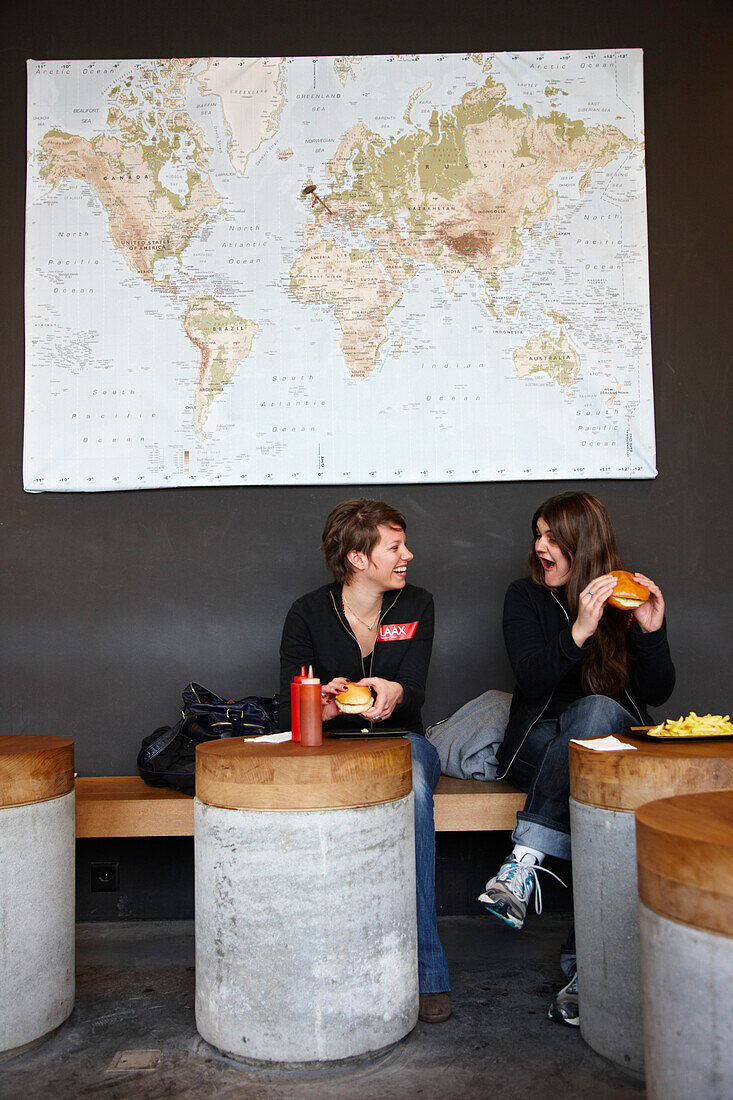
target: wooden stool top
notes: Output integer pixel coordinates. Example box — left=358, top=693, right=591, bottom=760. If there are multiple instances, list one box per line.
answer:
left=196, top=736, right=413, bottom=811
left=636, top=789, right=733, bottom=936
left=569, top=735, right=733, bottom=812
left=0, top=735, right=75, bottom=808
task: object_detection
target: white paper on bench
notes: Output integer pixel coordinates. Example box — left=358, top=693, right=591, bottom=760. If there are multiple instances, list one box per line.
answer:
left=569, top=735, right=637, bottom=751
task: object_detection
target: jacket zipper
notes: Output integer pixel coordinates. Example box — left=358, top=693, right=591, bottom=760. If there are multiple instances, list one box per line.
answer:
left=329, top=588, right=402, bottom=728
left=495, top=591, right=569, bottom=781
left=550, top=590, right=570, bottom=624
left=622, top=688, right=644, bottom=725
left=496, top=694, right=552, bottom=782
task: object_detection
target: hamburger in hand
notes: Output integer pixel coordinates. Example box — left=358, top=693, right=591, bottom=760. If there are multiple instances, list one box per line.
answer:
left=335, top=683, right=373, bottom=714
left=607, top=570, right=650, bottom=610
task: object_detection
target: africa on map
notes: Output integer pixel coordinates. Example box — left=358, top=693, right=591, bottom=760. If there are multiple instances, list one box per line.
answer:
left=24, top=52, right=656, bottom=491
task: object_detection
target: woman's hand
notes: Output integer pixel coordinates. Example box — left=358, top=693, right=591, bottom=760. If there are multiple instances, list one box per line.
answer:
left=571, top=573, right=618, bottom=647
left=631, top=573, right=665, bottom=633
left=356, top=677, right=404, bottom=723
left=320, top=676, right=351, bottom=721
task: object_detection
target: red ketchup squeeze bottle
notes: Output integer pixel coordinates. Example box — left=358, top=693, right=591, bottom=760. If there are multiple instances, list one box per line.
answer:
left=290, top=666, right=306, bottom=742
left=299, top=667, right=323, bottom=747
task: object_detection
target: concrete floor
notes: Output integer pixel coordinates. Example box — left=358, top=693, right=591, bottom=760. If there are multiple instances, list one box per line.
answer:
left=0, top=915, right=644, bottom=1099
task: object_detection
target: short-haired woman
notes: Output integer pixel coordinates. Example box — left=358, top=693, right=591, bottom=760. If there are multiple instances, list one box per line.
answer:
left=279, top=499, right=451, bottom=1023
left=480, top=491, right=675, bottom=1024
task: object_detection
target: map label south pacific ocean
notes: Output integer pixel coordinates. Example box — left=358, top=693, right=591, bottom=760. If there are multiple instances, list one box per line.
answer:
left=24, top=52, right=656, bottom=490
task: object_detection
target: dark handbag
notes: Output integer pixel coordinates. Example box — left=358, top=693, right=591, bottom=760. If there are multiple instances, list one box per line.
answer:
left=181, top=682, right=279, bottom=738
left=137, top=683, right=279, bottom=794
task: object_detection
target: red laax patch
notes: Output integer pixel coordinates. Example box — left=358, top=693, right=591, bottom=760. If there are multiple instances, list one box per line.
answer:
left=378, top=621, right=419, bottom=641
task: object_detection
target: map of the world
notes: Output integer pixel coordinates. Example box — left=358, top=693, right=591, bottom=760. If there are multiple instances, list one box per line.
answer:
left=24, top=51, right=656, bottom=491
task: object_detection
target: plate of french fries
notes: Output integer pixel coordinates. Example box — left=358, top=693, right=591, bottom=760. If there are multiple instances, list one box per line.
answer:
left=630, top=713, right=733, bottom=742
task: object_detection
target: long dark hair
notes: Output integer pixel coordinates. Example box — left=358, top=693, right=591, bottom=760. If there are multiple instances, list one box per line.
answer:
left=529, top=491, right=630, bottom=695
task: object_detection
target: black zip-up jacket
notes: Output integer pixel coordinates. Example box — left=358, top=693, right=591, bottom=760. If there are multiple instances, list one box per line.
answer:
left=279, top=582, right=434, bottom=733
left=496, top=578, right=675, bottom=776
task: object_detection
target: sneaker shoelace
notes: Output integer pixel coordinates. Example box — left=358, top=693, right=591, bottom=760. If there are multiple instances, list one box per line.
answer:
left=503, top=858, right=567, bottom=915
left=563, top=971, right=578, bottom=996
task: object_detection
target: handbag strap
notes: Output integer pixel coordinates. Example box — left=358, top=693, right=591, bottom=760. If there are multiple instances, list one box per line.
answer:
left=184, top=682, right=224, bottom=708
left=138, top=723, right=181, bottom=766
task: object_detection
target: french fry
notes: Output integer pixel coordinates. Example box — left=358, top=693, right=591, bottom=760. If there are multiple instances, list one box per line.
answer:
left=647, top=712, right=733, bottom=738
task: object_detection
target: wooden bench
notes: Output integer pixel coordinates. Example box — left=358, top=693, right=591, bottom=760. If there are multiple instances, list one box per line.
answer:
left=75, top=775, right=525, bottom=838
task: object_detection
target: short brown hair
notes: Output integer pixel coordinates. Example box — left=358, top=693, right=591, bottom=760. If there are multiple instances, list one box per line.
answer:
left=321, top=499, right=407, bottom=584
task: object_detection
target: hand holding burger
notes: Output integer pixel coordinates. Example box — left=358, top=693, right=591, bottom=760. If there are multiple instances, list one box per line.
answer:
left=574, top=568, right=665, bottom=646
left=320, top=676, right=352, bottom=721
left=335, top=677, right=405, bottom=722
left=625, top=571, right=665, bottom=633
left=335, top=683, right=373, bottom=714
left=606, top=570, right=650, bottom=609
left=573, top=571, right=619, bottom=645
left=606, top=568, right=665, bottom=633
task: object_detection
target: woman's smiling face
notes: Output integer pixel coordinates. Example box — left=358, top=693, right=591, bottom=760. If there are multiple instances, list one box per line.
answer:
left=363, top=524, right=413, bottom=591
left=534, top=516, right=573, bottom=588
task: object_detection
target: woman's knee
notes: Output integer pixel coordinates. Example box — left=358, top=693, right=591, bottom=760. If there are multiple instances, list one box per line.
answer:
left=561, top=694, right=631, bottom=736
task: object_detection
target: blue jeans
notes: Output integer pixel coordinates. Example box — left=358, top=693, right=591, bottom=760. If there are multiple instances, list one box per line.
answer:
left=405, top=734, right=452, bottom=994
left=507, top=695, right=634, bottom=860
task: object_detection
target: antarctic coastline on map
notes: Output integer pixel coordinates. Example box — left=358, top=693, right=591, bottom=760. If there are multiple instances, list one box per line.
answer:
left=24, top=52, right=656, bottom=490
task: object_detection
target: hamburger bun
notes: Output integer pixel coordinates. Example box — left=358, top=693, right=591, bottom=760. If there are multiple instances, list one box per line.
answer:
left=607, top=570, right=650, bottom=610
left=335, top=683, right=373, bottom=714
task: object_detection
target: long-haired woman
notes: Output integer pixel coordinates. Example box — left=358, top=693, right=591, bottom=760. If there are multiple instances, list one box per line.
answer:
left=479, top=491, right=674, bottom=1022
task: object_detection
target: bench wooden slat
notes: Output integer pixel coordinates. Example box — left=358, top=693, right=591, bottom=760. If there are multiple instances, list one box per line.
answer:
left=432, top=777, right=525, bottom=831
left=75, top=775, right=523, bottom=838
left=76, top=777, right=194, bottom=837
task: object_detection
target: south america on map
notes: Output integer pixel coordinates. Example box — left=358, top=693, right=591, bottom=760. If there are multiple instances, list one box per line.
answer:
left=25, top=52, right=656, bottom=490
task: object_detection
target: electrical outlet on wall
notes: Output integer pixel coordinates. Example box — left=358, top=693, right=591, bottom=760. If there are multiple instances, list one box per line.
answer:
left=91, top=861, right=119, bottom=892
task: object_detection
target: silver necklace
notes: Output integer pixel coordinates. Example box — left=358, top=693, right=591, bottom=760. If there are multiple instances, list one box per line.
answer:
left=342, top=592, right=381, bottom=631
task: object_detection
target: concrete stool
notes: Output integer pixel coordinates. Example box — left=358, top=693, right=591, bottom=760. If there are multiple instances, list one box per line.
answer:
left=569, top=736, right=733, bottom=1075
left=0, top=735, right=75, bottom=1059
left=194, top=737, right=417, bottom=1064
left=637, top=790, right=733, bottom=1100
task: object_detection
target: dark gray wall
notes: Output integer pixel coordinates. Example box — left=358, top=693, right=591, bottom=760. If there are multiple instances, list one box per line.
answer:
left=3, top=0, right=732, bottom=784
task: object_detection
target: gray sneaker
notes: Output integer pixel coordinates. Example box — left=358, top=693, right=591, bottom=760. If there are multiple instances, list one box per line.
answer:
left=478, top=855, right=565, bottom=930
left=478, top=855, right=537, bottom=930
left=548, top=970, right=579, bottom=1027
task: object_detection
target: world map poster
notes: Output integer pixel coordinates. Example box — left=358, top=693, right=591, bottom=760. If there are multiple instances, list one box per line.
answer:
left=24, top=51, right=656, bottom=491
